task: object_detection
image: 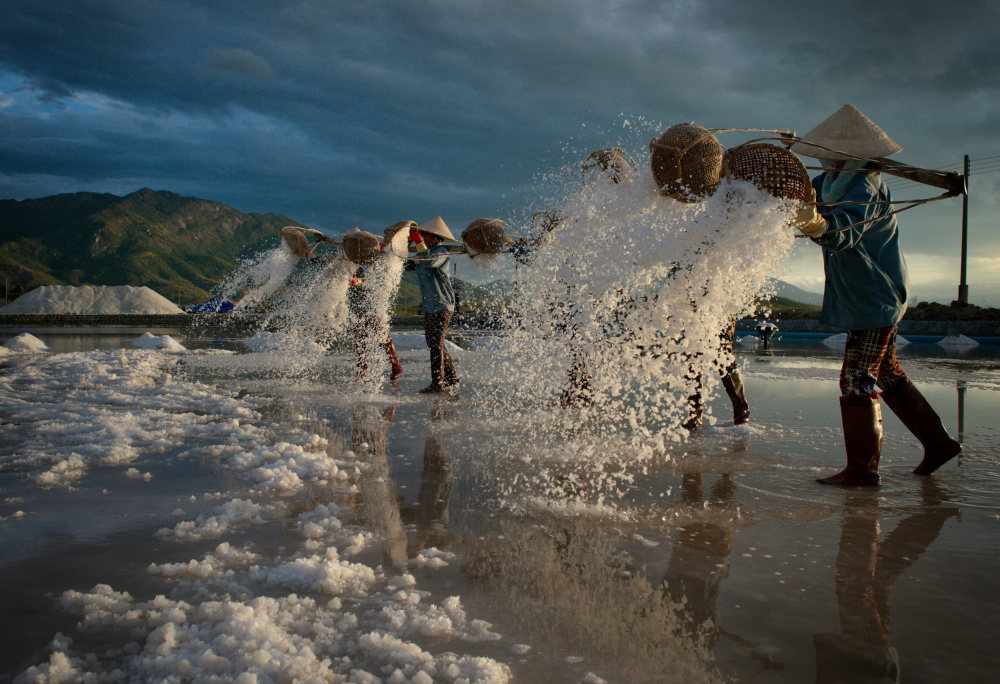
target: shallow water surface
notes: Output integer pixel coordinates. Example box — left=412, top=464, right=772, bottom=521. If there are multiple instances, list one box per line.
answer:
left=1, top=336, right=998, bottom=683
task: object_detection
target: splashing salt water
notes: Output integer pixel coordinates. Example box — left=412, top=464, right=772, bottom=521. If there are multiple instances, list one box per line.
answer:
left=460, top=151, right=796, bottom=460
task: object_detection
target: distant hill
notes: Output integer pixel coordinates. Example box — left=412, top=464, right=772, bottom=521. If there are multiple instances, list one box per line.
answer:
left=0, top=189, right=304, bottom=305
left=767, top=278, right=823, bottom=306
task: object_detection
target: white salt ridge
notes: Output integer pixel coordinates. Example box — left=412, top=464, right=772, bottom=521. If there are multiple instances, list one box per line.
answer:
left=124, top=467, right=152, bottom=481
left=4, top=345, right=511, bottom=682
left=0, top=349, right=263, bottom=488
left=938, top=334, right=979, bottom=348
left=0, top=285, right=184, bottom=314
left=3, top=332, right=49, bottom=352
left=156, top=499, right=266, bottom=541
left=25, top=585, right=508, bottom=684
left=132, top=332, right=186, bottom=352
left=226, top=440, right=350, bottom=493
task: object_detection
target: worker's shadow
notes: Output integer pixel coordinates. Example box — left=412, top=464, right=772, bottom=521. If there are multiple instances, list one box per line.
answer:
left=814, top=479, right=959, bottom=683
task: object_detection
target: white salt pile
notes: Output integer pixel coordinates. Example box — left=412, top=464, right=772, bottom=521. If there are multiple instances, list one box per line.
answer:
left=822, top=333, right=848, bottom=349
left=0, top=285, right=184, bottom=314
left=938, top=334, right=979, bottom=348
left=2, top=332, right=49, bottom=353
left=132, top=332, right=187, bottom=352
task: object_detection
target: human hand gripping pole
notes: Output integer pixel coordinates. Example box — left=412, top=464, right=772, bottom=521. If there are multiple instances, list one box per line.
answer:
left=793, top=188, right=827, bottom=238
left=409, top=227, right=428, bottom=253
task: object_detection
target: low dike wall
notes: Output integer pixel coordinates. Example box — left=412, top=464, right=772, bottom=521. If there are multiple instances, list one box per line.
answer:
left=2, top=313, right=997, bottom=339
left=0, top=312, right=503, bottom=331
left=734, top=317, right=1000, bottom=337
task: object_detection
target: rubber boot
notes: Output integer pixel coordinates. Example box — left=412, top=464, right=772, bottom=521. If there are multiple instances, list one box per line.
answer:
left=817, top=395, right=883, bottom=487
left=442, top=347, right=459, bottom=388
left=383, top=339, right=404, bottom=381
left=721, top=370, right=751, bottom=425
left=881, top=383, right=962, bottom=475
left=419, top=347, right=447, bottom=394
left=683, top=393, right=703, bottom=430
left=683, top=384, right=703, bottom=430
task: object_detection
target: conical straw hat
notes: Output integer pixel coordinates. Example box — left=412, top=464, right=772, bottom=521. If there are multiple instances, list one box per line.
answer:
left=417, top=216, right=455, bottom=241
left=790, top=104, right=902, bottom=160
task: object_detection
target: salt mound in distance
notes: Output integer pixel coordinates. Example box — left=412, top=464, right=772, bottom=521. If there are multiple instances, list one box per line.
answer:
left=0, top=285, right=184, bottom=315
left=132, top=332, right=187, bottom=352
left=2, top=332, right=49, bottom=353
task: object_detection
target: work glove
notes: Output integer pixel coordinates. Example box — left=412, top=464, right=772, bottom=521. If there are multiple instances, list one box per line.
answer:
left=408, top=227, right=423, bottom=244
left=794, top=189, right=827, bottom=238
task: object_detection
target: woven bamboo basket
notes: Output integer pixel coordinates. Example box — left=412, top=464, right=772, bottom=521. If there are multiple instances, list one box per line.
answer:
left=649, top=124, right=724, bottom=201
left=343, top=230, right=382, bottom=265
left=280, top=228, right=312, bottom=259
left=581, top=148, right=638, bottom=184
left=462, top=218, right=512, bottom=256
left=383, top=220, right=416, bottom=245
left=721, top=143, right=811, bottom=201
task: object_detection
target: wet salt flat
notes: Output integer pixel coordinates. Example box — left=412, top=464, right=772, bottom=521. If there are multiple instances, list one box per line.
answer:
left=3, top=139, right=999, bottom=683
left=2, top=333, right=999, bottom=684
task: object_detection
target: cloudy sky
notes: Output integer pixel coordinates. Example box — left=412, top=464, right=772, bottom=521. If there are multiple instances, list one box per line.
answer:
left=2, top=0, right=998, bottom=304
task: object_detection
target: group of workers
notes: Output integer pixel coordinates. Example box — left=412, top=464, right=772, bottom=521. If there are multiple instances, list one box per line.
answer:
left=348, top=103, right=962, bottom=486
left=348, top=216, right=460, bottom=394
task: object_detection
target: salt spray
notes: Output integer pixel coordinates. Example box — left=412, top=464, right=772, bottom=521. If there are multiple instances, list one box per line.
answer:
left=209, top=228, right=408, bottom=390
left=463, top=139, right=796, bottom=511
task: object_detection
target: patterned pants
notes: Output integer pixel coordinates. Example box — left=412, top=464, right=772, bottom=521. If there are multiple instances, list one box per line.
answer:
left=840, top=325, right=910, bottom=396
left=424, top=312, right=452, bottom=351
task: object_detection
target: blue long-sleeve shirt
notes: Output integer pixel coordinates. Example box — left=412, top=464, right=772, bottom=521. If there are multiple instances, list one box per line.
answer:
left=811, top=171, right=909, bottom=330
left=406, top=244, right=455, bottom=314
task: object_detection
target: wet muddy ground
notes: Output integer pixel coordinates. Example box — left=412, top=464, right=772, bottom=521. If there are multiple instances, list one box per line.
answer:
left=2, top=333, right=999, bottom=683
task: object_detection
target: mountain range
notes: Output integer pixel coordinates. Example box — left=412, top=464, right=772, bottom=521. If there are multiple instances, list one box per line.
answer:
left=0, top=189, right=823, bottom=309
left=0, top=189, right=303, bottom=304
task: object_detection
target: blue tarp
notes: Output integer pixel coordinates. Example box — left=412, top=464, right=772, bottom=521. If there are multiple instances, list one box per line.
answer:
left=187, top=297, right=235, bottom=313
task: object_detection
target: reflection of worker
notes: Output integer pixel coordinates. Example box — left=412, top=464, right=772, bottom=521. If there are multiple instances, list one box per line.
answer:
left=814, top=481, right=958, bottom=683
left=406, top=217, right=459, bottom=393
left=660, top=473, right=738, bottom=649
left=791, top=105, right=961, bottom=485
left=400, top=436, right=455, bottom=556
left=352, top=404, right=407, bottom=565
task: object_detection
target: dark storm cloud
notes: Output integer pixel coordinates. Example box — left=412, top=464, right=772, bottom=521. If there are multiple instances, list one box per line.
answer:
left=1, top=0, right=998, bottom=301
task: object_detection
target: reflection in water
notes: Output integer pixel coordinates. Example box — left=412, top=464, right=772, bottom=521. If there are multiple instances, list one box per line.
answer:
left=661, top=473, right=737, bottom=650
left=956, top=380, right=966, bottom=443
left=456, top=469, right=798, bottom=681
left=460, top=516, right=727, bottom=683
left=401, top=437, right=455, bottom=557
left=814, top=480, right=959, bottom=683
left=661, top=472, right=783, bottom=677
left=350, top=404, right=407, bottom=565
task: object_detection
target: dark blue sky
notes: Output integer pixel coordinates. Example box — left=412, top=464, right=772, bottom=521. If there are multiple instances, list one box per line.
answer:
left=2, top=0, right=998, bottom=303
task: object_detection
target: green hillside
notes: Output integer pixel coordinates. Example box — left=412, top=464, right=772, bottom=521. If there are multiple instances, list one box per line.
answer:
left=0, top=189, right=304, bottom=305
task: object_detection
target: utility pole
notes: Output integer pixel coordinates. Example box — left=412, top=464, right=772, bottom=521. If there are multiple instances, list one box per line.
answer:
left=958, top=154, right=970, bottom=305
